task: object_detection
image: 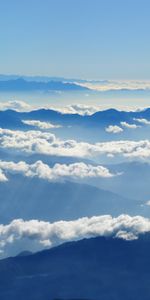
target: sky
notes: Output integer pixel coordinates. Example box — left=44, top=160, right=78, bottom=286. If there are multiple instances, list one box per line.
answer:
left=0, top=0, right=150, bottom=79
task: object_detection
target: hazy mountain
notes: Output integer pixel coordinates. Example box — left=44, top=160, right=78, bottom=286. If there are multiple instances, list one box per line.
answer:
left=85, top=161, right=150, bottom=203
left=0, top=175, right=138, bottom=224
left=0, top=235, right=150, bottom=300
left=0, top=74, right=90, bottom=83
left=0, top=78, right=88, bottom=92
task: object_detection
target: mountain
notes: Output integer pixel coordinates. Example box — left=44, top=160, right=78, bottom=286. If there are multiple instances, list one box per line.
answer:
left=0, top=235, right=150, bottom=299
left=0, top=74, right=90, bottom=83
left=0, top=176, right=138, bottom=224
left=0, top=78, right=88, bottom=92
left=86, top=161, right=150, bottom=203
left=1, top=107, right=150, bottom=129
left=89, top=108, right=150, bottom=125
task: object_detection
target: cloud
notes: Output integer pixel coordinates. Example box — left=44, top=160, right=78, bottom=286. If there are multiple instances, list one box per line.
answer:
left=1, top=128, right=150, bottom=160
left=22, top=120, right=62, bottom=129
left=105, top=122, right=141, bottom=134
left=0, top=100, right=32, bottom=112
left=1, top=214, right=150, bottom=258
left=78, top=79, right=150, bottom=92
left=0, top=128, right=97, bottom=157
left=0, top=100, right=146, bottom=116
left=105, top=125, right=123, bottom=134
left=0, top=169, right=7, bottom=182
left=120, top=121, right=140, bottom=129
left=55, top=104, right=103, bottom=115
left=133, top=118, right=150, bottom=125
left=0, top=160, right=116, bottom=181
left=145, top=200, right=150, bottom=206
left=51, top=104, right=146, bottom=115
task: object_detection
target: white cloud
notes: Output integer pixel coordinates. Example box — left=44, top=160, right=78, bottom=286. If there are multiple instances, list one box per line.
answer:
left=120, top=122, right=140, bottom=129
left=133, top=118, right=150, bottom=125
left=0, top=100, right=32, bottom=112
left=0, top=160, right=116, bottom=181
left=22, top=120, right=62, bottom=129
left=78, top=79, right=150, bottom=92
left=106, top=121, right=141, bottom=134
left=146, top=200, right=150, bottom=206
left=0, top=169, right=7, bottom=182
left=105, top=125, right=123, bottom=134
left=52, top=104, right=146, bottom=115
left=0, top=128, right=97, bottom=157
left=1, top=128, right=150, bottom=160
left=0, top=214, right=150, bottom=258
left=55, top=104, right=104, bottom=115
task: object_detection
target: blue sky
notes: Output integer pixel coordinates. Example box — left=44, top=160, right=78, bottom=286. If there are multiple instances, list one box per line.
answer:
left=0, top=0, right=149, bottom=79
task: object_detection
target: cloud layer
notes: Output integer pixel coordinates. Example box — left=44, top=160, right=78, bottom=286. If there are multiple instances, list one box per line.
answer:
left=0, top=160, right=115, bottom=182
left=120, top=121, right=140, bottom=129
left=79, top=79, right=150, bottom=92
left=1, top=214, right=150, bottom=258
left=134, top=118, right=150, bottom=125
left=105, top=122, right=140, bottom=134
left=0, top=100, right=32, bottom=112
left=105, top=125, right=123, bottom=134
left=1, top=128, right=150, bottom=160
left=22, top=119, right=62, bottom=129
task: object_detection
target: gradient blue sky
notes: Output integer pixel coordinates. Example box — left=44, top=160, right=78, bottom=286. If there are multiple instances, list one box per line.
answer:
left=0, top=0, right=149, bottom=79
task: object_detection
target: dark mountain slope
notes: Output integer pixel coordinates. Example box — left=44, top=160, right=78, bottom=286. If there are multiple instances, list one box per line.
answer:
left=0, top=235, right=150, bottom=299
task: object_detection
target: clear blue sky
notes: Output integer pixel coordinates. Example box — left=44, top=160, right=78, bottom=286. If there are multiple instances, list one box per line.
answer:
left=0, top=0, right=149, bottom=79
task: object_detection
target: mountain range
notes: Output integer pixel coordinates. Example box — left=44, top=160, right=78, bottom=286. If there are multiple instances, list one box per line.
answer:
left=1, top=107, right=150, bottom=129
left=0, top=78, right=88, bottom=92
left=0, top=175, right=138, bottom=223
left=0, top=235, right=150, bottom=300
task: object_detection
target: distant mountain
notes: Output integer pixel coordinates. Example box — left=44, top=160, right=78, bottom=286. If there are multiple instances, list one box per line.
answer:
left=86, top=161, right=150, bottom=203
left=0, top=175, right=137, bottom=224
left=0, top=235, right=150, bottom=299
left=1, top=107, right=150, bottom=129
left=0, top=78, right=88, bottom=92
left=0, top=74, right=90, bottom=83
left=89, top=108, right=150, bottom=125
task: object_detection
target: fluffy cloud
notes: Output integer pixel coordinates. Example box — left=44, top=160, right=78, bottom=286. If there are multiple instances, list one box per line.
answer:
left=0, top=128, right=98, bottom=157
left=0, top=100, right=32, bottom=112
left=1, top=128, right=150, bottom=160
left=105, top=125, right=123, bottom=134
left=0, top=160, right=116, bottom=181
left=54, top=104, right=98, bottom=115
left=105, top=122, right=141, bottom=134
left=22, top=119, right=62, bottom=129
left=0, top=214, right=150, bottom=258
left=120, top=121, right=140, bottom=129
left=133, top=118, right=150, bottom=125
left=0, top=169, right=7, bottom=182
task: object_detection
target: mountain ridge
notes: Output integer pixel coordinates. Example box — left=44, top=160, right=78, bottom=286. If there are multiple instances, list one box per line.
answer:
left=0, top=235, right=150, bottom=299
